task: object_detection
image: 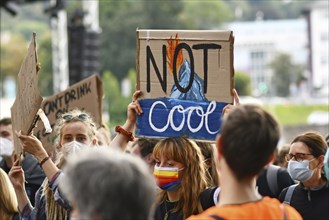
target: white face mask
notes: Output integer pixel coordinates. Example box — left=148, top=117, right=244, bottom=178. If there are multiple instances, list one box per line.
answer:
left=61, top=141, right=90, bottom=157
left=0, top=137, right=14, bottom=157
left=287, top=159, right=315, bottom=182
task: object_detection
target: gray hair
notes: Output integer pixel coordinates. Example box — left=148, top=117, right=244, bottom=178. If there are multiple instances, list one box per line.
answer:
left=60, top=148, right=156, bottom=220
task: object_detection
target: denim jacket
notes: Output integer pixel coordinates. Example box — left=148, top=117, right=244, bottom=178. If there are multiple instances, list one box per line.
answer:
left=20, top=170, right=70, bottom=220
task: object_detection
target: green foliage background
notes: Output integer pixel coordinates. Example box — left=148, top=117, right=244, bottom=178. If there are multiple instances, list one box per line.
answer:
left=234, top=71, right=251, bottom=96
left=0, top=0, right=316, bottom=128
left=269, top=53, right=305, bottom=97
left=265, top=104, right=329, bottom=126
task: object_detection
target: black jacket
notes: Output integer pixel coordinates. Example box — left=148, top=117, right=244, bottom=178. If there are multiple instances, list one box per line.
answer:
left=279, top=180, right=329, bottom=220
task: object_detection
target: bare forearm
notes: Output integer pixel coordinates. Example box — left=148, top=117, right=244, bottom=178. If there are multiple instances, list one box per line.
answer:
left=110, top=120, right=135, bottom=151
left=35, top=153, right=59, bottom=181
left=14, top=187, right=32, bottom=213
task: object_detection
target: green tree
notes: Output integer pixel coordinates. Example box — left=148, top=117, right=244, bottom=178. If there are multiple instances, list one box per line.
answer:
left=99, top=1, right=145, bottom=82
left=99, top=0, right=185, bottom=82
left=0, top=33, right=53, bottom=97
left=1, top=3, right=49, bottom=40
left=38, top=33, right=53, bottom=97
left=179, top=1, right=233, bottom=29
left=127, top=68, right=137, bottom=93
left=98, top=0, right=234, bottom=82
left=270, top=53, right=305, bottom=97
left=1, top=3, right=51, bottom=97
left=102, top=70, right=131, bottom=128
left=234, top=71, right=251, bottom=96
left=143, top=0, right=184, bottom=29
left=0, top=35, right=27, bottom=80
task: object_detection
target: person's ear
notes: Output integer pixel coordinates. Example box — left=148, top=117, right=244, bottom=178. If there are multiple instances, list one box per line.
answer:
left=316, top=155, right=325, bottom=168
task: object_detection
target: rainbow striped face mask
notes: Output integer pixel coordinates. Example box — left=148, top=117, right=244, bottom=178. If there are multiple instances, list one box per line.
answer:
left=153, top=166, right=184, bottom=191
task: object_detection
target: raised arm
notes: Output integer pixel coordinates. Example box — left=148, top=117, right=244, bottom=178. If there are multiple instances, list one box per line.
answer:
left=9, top=158, right=32, bottom=214
left=222, top=88, right=240, bottom=117
left=16, top=131, right=59, bottom=181
left=110, top=90, right=143, bottom=151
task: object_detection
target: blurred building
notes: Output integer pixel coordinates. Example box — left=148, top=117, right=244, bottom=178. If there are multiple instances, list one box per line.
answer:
left=224, top=19, right=308, bottom=96
left=303, top=1, right=329, bottom=97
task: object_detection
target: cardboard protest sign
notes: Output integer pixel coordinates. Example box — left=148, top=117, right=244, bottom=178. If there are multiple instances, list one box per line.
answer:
left=136, top=29, right=234, bottom=141
left=34, top=74, right=103, bottom=153
left=11, top=33, right=43, bottom=155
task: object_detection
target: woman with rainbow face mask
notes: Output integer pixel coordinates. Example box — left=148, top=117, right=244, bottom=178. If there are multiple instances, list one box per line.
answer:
left=153, top=137, right=218, bottom=220
left=9, top=109, right=98, bottom=220
left=279, top=131, right=329, bottom=220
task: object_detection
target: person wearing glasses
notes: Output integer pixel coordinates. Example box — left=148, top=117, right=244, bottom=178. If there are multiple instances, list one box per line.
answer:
left=9, top=108, right=98, bottom=220
left=278, top=131, right=329, bottom=220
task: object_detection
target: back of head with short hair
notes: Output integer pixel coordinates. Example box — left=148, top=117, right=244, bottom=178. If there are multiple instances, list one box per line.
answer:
left=220, top=104, right=280, bottom=181
left=60, top=148, right=156, bottom=220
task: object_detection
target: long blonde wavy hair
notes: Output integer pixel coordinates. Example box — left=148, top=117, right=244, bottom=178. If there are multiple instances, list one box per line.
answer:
left=42, top=109, right=97, bottom=220
left=153, top=137, right=208, bottom=218
left=0, top=168, right=18, bottom=220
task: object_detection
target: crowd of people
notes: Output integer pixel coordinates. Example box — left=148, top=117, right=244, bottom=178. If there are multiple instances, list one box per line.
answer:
left=0, top=89, right=328, bottom=220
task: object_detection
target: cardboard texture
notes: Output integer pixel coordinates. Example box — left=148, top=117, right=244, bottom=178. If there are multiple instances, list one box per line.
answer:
left=11, top=33, right=43, bottom=155
left=137, top=29, right=234, bottom=102
left=136, top=29, right=234, bottom=141
left=34, top=74, right=103, bottom=153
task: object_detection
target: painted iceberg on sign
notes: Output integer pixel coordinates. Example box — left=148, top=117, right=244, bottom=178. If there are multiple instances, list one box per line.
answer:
left=170, top=59, right=208, bottom=101
left=167, top=34, right=208, bottom=101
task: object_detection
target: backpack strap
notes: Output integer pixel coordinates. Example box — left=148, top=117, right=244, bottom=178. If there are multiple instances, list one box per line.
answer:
left=283, top=184, right=298, bottom=205
left=209, top=214, right=225, bottom=220
left=266, top=165, right=280, bottom=196
left=213, top=187, right=220, bottom=205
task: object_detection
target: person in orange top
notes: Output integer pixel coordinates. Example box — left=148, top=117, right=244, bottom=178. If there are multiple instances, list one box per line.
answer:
left=188, top=104, right=302, bottom=220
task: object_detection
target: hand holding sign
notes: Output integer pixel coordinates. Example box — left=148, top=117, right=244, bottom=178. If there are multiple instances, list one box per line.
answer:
left=122, top=90, right=143, bottom=133
left=136, top=30, right=234, bottom=141
left=109, top=90, right=143, bottom=151
left=129, top=90, right=143, bottom=119
left=15, top=130, right=48, bottom=163
left=222, top=88, right=240, bottom=117
left=8, top=157, right=25, bottom=190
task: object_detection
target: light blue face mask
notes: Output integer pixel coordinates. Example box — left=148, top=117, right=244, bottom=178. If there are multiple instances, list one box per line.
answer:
left=288, top=159, right=315, bottom=182
left=324, top=149, right=329, bottom=180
